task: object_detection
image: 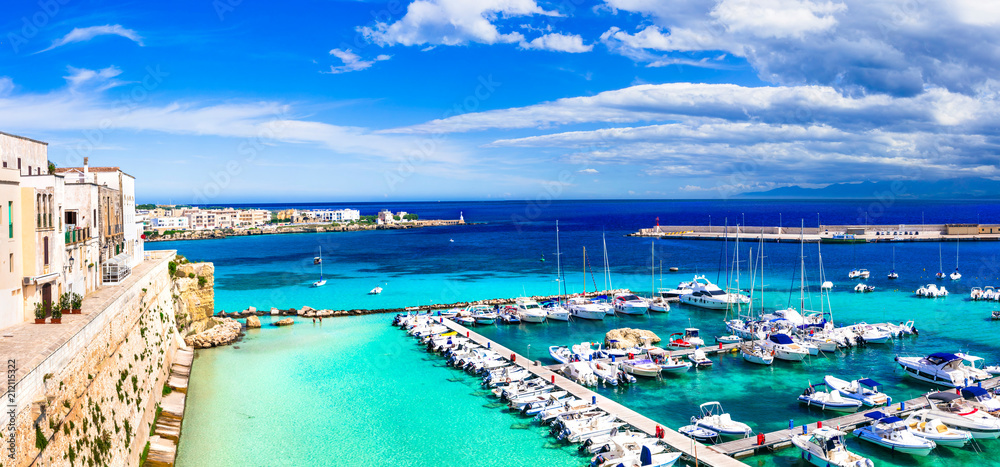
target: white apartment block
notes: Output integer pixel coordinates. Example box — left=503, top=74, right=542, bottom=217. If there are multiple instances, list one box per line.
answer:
left=151, top=217, right=189, bottom=230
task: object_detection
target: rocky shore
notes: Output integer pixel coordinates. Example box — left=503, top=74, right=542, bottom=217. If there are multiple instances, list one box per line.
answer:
left=604, top=328, right=662, bottom=349
left=146, top=219, right=466, bottom=242
left=183, top=317, right=244, bottom=349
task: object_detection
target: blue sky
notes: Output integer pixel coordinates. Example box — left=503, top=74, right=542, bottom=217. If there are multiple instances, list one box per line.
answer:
left=1, top=0, right=998, bottom=203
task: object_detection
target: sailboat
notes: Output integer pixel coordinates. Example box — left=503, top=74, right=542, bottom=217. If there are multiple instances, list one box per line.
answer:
left=649, top=248, right=670, bottom=313
left=887, top=245, right=898, bottom=279
left=547, top=221, right=571, bottom=321
left=935, top=245, right=946, bottom=279
left=368, top=282, right=384, bottom=295
left=950, top=240, right=962, bottom=280
left=312, top=247, right=327, bottom=287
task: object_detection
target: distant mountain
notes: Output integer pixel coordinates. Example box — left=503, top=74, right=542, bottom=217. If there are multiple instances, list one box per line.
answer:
left=738, top=178, right=1000, bottom=199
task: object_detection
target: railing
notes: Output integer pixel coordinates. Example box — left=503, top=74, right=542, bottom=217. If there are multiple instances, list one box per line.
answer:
left=65, top=227, right=91, bottom=245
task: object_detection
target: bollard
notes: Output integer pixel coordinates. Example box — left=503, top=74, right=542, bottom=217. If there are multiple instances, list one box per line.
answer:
left=592, top=396, right=597, bottom=405
left=817, top=421, right=822, bottom=429
left=611, top=356, right=616, bottom=363
left=589, top=354, right=593, bottom=361
left=900, top=401, right=905, bottom=411
left=980, top=381, right=983, bottom=388
left=551, top=375, right=555, bottom=383
left=487, top=342, right=491, bottom=349
left=789, top=419, right=794, bottom=430
left=802, top=425, right=807, bottom=434
left=466, top=331, right=470, bottom=337
left=511, top=353, right=516, bottom=362
left=719, top=342, right=723, bottom=350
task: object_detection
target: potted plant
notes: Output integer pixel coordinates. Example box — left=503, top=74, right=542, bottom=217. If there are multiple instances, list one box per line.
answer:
left=58, top=293, right=71, bottom=316
left=50, top=303, right=62, bottom=324
left=71, top=293, right=82, bottom=314
left=34, top=302, right=46, bottom=324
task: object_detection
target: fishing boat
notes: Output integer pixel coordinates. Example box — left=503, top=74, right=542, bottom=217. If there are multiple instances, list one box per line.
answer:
left=657, top=356, right=693, bottom=373
left=888, top=245, right=898, bottom=279
left=922, top=391, right=1000, bottom=438
left=666, top=328, right=704, bottom=350
left=739, top=341, right=773, bottom=365
left=690, top=402, right=751, bottom=438
left=798, top=383, right=863, bottom=413
left=895, top=352, right=980, bottom=388
left=514, top=297, right=547, bottom=323
left=853, top=411, right=936, bottom=456
left=903, top=410, right=974, bottom=447
left=622, top=358, right=661, bottom=377
left=759, top=333, right=809, bottom=361
left=678, top=425, right=717, bottom=443
left=688, top=348, right=712, bottom=368
left=613, top=293, right=649, bottom=315
left=312, top=246, right=327, bottom=287
left=678, top=275, right=750, bottom=310
left=823, top=376, right=889, bottom=406
left=791, top=427, right=873, bottom=467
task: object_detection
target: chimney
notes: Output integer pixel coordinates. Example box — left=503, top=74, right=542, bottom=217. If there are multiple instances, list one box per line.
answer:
left=83, top=157, right=89, bottom=182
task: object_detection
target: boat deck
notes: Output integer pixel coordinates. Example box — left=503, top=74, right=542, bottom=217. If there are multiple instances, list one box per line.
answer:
left=436, top=318, right=746, bottom=467
left=710, top=377, right=1000, bottom=458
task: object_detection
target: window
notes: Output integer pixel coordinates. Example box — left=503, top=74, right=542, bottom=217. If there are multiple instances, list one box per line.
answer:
left=43, top=236, right=49, bottom=265
left=17, top=158, right=21, bottom=170
left=66, top=211, right=78, bottom=226
left=7, top=201, right=11, bottom=238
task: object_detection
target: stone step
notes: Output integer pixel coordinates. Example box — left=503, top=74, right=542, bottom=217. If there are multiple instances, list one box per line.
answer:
left=167, top=374, right=188, bottom=393
left=144, top=435, right=176, bottom=467
left=174, top=349, right=194, bottom=367
left=160, top=392, right=186, bottom=420
left=170, top=364, right=191, bottom=377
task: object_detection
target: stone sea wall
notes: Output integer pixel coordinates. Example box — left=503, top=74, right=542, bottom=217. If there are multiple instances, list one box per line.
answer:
left=5, top=254, right=207, bottom=467
left=146, top=219, right=466, bottom=243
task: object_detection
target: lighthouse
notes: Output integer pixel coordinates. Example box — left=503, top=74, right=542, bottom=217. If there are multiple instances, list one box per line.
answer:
left=459, top=211, right=464, bottom=223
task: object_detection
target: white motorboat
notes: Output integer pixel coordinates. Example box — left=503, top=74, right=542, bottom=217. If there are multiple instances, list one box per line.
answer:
left=549, top=345, right=573, bottom=364
left=792, top=427, right=873, bottom=467
left=725, top=319, right=767, bottom=341
left=648, top=296, right=670, bottom=312
left=678, top=275, right=750, bottom=310
left=715, top=335, right=740, bottom=345
left=971, top=287, right=985, bottom=300
left=658, top=279, right=695, bottom=299
left=514, top=297, right=547, bottom=323
left=666, top=328, right=705, bottom=350
left=853, top=283, right=874, bottom=293
left=924, top=391, right=1000, bottom=438
left=853, top=411, right=936, bottom=456
left=688, top=348, right=712, bottom=368
left=456, top=316, right=475, bottom=326
left=846, top=323, right=891, bottom=344
left=561, top=415, right=625, bottom=444
left=572, top=342, right=603, bottom=361
left=543, top=302, right=571, bottom=321
left=895, top=352, right=980, bottom=388
left=567, top=297, right=606, bottom=321
left=657, top=356, right=692, bottom=373
left=677, top=425, right=718, bottom=443
left=508, top=390, right=568, bottom=410
left=690, top=402, right=752, bottom=438
left=622, top=358, right=661, bottom=378
left=848, top=268, right=870, bottom=279
left=613, top=293, right=648, bottom=315
left=823, top=376, right=889, bottom=406
left=904, top=410, right=973, bottom=447
left=798, top=384, right=863, bottom=413
left=954, top=353, right=993, bottom=381
left=591, top=440, right=682, bottom=467
left=916, top=283, right=948, bottom=297
left=759, top=333, right=809, bottom=361
left=960, top=386, right=1000, bottom=414
left=740, top=342, right=774, bottom=366
left=590, top=360, right=624, bottom=386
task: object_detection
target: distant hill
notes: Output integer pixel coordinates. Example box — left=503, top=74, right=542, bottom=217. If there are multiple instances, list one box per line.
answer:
left=737, top=178, right=1000, bottom=199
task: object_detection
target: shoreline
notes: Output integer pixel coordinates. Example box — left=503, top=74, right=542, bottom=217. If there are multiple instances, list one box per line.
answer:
left=145, top=218, right=469, bottom=242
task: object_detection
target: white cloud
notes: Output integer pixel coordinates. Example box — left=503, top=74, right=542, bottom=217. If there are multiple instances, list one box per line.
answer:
left=710, top=0, right=845, bottom=39
left=325, top=49, right=390, bottom=74
left=578, top=168, right=599, bottom=174
left=0, top=77, right=13, bottom=96
left=39, top=25, right=143, bottom=53
left=359, top=0, right=558, bottom=47
left=63, top=66, right=127, bottom=91
left=519, top=33, right=592, bottom=53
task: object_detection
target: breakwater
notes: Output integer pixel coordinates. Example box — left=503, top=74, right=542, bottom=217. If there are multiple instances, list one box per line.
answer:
left=218, top=289, right=634, bottom=320
left=146, top=218, right=467, bottom=242
left=632, top=222, right=1000, bottom=242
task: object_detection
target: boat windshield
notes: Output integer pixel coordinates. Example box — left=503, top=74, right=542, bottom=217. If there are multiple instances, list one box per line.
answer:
left=521, top=303, right=541, bottom=310
left=620, top=295, right=640, bottom=301
left=707, top=289, right=727, bottom=296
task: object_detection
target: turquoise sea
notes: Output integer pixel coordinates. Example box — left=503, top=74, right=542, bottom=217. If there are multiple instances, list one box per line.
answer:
left=166, top=200, right=1000, bottom=466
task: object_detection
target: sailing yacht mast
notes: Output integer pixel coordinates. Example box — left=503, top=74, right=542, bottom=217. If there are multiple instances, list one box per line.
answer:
left=556, top=221, right=564, bottom=301
left=583, top=246, right=587, bottom=295
left=799, top=220, right=805, bottom=313
left=650, top=241, right=655, bottom=300
left=603, top=232, right=612, bottom=292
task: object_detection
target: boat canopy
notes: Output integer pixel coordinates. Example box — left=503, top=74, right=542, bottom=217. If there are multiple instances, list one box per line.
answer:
left=962, top=386, right=990, bottom=399
left=858, top=378, right=881, bottom=388
left=926, top=353, right=961, bottom=364
left=864, top=411, right=903, bottom=424
left=928, top=392, right=962, bottom=403
left=769, top=334, right=794, bottom=345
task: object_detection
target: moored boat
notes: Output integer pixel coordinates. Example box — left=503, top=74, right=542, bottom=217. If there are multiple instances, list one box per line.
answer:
left=690, top=402, right=752, bottom=438
left=852, top=411, right=936, bottom=456
left=791, top=427, right=873, bottom=467
left=798, top=384, right=863, bottom=413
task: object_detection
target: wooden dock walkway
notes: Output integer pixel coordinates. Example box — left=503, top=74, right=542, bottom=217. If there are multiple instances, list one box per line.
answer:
left=436, top=319, right=746, bottom=467
left=710, top=377, right=1000, bottom=459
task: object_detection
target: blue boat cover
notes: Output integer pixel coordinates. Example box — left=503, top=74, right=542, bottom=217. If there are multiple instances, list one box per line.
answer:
left=928, top=352, right=960, bottom=362
left=640, top=445, right=652, bottom=466
left=858, top=378, right=880, bottom=387
left=881, top=416, right=904, bottom=424
left=864, top=411, right=887, bottom=420
left=769, top=334, right=794, bottom=344
left=928, top=392, right=961, bottom=402
left=962, top=386, right=989, bottom=398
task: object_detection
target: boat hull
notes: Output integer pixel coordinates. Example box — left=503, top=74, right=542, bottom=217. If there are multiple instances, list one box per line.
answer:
left=798, top=396, right=862, bottom=413
left=519, top=314, right=547, bottom=323
left=853, top=430, right=934, bottom=456
left=571, top=310, right=605, bottom=320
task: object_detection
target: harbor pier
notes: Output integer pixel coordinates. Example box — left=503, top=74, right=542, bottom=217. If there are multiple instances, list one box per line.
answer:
left=434, top=318, right=746, bottom=467
left=631, top=223, right=1000, bottom=243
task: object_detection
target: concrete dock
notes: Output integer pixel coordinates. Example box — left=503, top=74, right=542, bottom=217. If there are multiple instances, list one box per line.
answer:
left=631, top=223, right=1000, bottom=243
left=432, top=318, right=746, bottom=467
left=710, top=377, right=1000, bottom=459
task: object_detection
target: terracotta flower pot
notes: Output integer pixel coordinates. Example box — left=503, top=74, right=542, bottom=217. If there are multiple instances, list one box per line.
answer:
left=72, top=308, right=82, bottom=314
left=61, top=308, right=71, bottom=316
left=34, top=318, right=46, bottom=324
left=49, top=318, right=62, bottom=324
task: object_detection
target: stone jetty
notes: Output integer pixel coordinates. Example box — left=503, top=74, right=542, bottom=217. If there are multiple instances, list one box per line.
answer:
left=604, top=328, right=662, bottom=349
left=183, top=317, right=244, bottom=348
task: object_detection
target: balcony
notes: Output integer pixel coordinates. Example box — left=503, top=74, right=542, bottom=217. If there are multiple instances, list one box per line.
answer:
left=65, top=227, right=91, bottom=246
